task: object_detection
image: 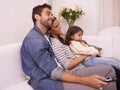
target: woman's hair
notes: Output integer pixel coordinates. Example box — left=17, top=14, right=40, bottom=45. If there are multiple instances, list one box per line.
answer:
left=50, top=17, right=65, bottom=44
left=65, top=26, right=83, bottom=45
left=58, top=36, right=65, bottom=44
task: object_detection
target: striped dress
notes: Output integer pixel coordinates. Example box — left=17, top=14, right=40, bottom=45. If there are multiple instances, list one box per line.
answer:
left=50, top=37, right=84, bottom=69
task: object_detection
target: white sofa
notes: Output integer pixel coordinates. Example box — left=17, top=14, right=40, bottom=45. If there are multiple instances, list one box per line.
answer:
left=0, top=43, right=33, bottom=90
left=0, top=36, right=114, bottom=90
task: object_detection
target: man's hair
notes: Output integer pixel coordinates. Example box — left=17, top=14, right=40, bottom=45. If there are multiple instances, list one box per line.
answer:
left=32, top=3, right=52, bottom=24
left=65, top=26, right=83, bottom=45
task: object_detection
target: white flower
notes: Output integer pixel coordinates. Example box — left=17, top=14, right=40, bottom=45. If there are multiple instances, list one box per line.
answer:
left=58, top=6, right=85, bottom=26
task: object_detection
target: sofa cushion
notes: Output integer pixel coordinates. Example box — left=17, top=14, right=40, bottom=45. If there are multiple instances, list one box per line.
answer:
left=0, top=43, right=27, bottom=89
left=2, top=81, right=33, bottom=90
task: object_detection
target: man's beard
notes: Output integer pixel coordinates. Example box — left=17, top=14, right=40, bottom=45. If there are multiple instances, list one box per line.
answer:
left=41, top=21, right=52, bottom=31
left=47, top=25, right=52, bottom=30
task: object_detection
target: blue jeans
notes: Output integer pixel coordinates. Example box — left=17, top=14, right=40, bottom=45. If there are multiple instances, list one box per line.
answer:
left=83, top=56, right=120, bottom=70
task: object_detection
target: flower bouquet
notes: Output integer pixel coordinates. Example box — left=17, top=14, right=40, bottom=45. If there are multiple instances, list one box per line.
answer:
left=59, top=6, right=84, bottom=27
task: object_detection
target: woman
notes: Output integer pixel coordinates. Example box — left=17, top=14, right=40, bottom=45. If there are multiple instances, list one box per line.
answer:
left=49, top=18, right=117, bottom=90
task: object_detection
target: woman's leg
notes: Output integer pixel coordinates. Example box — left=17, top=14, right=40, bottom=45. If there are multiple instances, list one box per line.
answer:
left=63, top=65, right=116, bottom=90
left=83, top=57, right=120, bottom=70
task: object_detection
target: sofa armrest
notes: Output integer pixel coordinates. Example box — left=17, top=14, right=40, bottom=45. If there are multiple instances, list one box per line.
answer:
left=0, top=42, right=33, bottom=90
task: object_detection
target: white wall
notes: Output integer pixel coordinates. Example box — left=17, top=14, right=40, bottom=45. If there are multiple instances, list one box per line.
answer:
left=0, top=0, right=101, bottom=45
left=0, top=0, right=48, bottom=46
left=52, top=0, right=100, bottom=35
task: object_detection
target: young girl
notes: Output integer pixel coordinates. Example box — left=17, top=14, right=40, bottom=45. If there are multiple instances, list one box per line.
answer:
left=65, top=25, right=120, bottom=70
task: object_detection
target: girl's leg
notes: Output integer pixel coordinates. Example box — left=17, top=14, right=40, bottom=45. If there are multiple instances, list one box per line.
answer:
left=83, top=57, right=120, bottom=70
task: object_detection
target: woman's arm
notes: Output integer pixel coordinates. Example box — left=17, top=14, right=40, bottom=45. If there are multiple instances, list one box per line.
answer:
left=67, top=55, right=88, bottom=70
left=51, top=38, right=88, bottom=70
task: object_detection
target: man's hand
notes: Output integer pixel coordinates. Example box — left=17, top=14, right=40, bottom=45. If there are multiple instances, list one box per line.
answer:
left=81, top=75, right=108, bottom=89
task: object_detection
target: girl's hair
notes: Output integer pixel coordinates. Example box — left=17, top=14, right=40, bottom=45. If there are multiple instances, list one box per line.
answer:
left=65, top=26, right=83, bottom=45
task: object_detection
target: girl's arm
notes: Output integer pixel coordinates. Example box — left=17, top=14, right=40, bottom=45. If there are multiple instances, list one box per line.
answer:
left=70, top=41, right=99, bottom=56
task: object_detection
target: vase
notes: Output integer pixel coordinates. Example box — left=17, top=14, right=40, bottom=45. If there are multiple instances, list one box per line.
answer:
left=66, top=19, right=75, bottom=27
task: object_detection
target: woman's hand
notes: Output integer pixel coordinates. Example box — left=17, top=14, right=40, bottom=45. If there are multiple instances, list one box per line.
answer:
left=68, top=55, right=89, bottom=70
left=80, top=54, right=90, bottom=59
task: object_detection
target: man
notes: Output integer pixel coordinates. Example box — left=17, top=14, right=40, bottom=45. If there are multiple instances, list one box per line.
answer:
left=21, top=3, right=116, bottom=90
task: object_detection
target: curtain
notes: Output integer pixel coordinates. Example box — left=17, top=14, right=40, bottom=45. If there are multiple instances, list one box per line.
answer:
left=99, top=0, right=120, bottom=30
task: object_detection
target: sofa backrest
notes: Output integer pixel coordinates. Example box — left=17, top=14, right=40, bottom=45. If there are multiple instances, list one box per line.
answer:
left=99, top=27, right=120, bottom=59
left=83, top=36, right=113, bottom=57
left=0, top=42, right=27, bottom=89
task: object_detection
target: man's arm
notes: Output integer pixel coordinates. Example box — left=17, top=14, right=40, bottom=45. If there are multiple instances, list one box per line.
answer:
left=61, top=71, right=108, bottom=89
